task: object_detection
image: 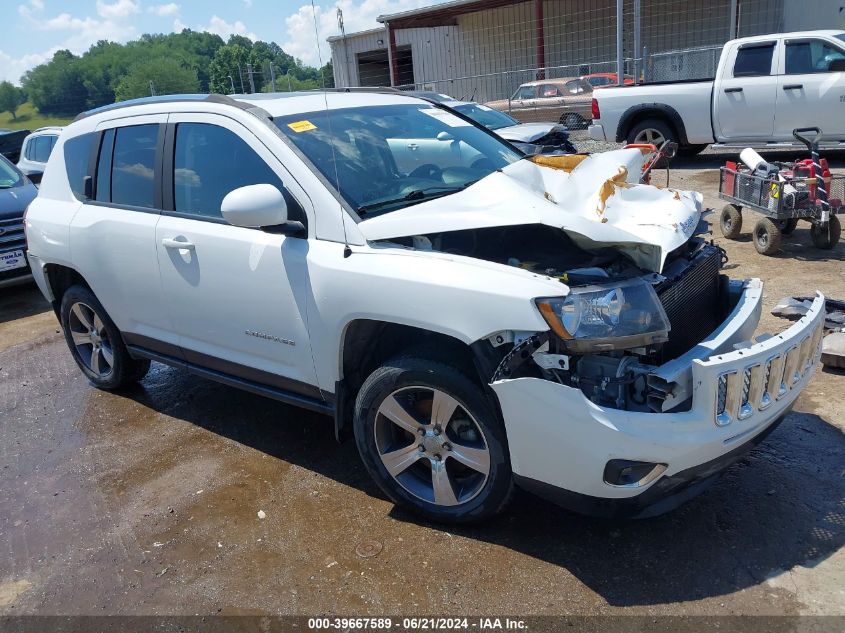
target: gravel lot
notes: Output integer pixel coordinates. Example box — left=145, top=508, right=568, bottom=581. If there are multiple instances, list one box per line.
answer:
left=1, top=151, right=843, bottom=620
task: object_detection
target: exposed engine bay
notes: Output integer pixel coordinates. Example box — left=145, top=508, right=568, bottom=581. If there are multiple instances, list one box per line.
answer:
left=382, top=225, right=732, bottom=414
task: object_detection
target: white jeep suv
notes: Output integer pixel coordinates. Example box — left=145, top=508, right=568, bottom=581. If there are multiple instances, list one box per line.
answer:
left=25, top=91, right=825, bottom=523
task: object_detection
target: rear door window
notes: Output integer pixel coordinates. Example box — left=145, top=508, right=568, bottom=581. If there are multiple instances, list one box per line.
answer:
left=109, top=124, right=159, bottom=209
left=733, top=44, right=774, bottom=77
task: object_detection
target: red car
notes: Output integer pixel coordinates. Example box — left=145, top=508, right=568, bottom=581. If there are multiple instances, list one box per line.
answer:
left=581, top=73, right=635, bottom=88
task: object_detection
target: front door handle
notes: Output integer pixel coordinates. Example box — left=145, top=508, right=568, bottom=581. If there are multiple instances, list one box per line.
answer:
left=724, top=87, right=743, bottom=93
left=783, top=83, right=804, bottom=90
left=407, top=143, right=419, bottom=150
left=162, top=237, right=195, bottom=251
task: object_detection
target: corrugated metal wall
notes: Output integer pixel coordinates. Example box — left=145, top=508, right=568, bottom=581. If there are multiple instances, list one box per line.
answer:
left=330, top=0, right=805, bottom=102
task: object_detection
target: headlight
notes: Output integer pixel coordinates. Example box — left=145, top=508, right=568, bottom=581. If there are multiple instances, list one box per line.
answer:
left=536, top=278, right=670, bottom=353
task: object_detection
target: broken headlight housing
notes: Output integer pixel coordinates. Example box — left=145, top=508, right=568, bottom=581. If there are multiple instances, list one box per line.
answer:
left=536, top=278, right=671, bottom=353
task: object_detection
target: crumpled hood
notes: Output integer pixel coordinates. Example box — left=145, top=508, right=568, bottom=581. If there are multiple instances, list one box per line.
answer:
left=359, top=148, right=703, bottom=273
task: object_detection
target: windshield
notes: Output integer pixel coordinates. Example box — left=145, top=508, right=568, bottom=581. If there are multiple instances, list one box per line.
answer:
left=837, top=34, right=845, bottom=45
left=276, top=103, right=521, bottom=216
left=0, top=156, right=22, bottom=188
left=453, top=103, right=518, bottom=130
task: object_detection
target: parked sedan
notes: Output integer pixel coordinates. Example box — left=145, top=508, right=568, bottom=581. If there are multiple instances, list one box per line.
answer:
left=484, top=77, right=594, bottom=129
left=0, top=153, right=38, bottom=288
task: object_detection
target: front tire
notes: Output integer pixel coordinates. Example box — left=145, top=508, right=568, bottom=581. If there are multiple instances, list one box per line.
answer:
left=353, top=356, right=513, bottom=523
left=753, top=217, right=782, bottom=256
left=60, top=285, right=150, bottom=389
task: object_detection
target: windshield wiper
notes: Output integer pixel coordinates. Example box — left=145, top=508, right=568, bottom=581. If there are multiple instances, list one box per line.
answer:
left=357, top=181, right=479, bottom=216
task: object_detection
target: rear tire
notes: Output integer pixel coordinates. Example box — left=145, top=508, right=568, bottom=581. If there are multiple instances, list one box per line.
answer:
left=60, top=285, right=150, bottom=389
left=353, top=355, right=513, bottom=524
left=753, top=217, right=782, bottom=256
left=810, top=214, right=841, bottom=249
left=627, top=118, right=676, bottom=167
left=720, top=204, right=743, bottom=239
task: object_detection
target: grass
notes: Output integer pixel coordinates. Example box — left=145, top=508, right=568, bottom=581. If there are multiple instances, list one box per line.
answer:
left=0, top=101, right=73, bottom=131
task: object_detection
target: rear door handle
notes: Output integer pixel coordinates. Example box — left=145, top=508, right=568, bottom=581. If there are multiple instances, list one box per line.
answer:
left=783, top=83, right=804, bottom=90
left=407, top=143, right=419, bottom=150
left=724, top=87, right=743, bottom=93
left=162, top=237, right=195, bottom=251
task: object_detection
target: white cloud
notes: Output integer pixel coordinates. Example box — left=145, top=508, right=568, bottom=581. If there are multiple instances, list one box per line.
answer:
left=282, top=1, right=438, bottom=67
left=0, top=47, right=57, bottom=84
left=149, top=3, right=180, bottom=17
left=192, top=15, right=258, bottom=42
left=96, top=0, right=140, bottom=20
left=243, top=0, right=253, bottom=7
left=6, top=1, right=140, bottom=84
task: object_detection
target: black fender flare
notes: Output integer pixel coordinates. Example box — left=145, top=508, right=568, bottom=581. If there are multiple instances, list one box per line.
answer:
left=615, top=103, right=690, bottom=145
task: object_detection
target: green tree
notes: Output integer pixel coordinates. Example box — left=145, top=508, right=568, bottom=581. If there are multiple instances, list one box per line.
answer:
left=0, top=81, right=26, bottom=120
left=22, top=50, right=88, bottom=116
left=114, top=58, right=200, bottom=101
left=208, top=44, right=251, bottom=93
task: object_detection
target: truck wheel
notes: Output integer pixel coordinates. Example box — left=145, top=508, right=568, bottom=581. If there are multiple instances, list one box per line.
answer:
left=60, top=285, right=150, bottom=389
left=775, top=218, right=799, bottom=235
left=628, top=118, right=675, bottom=148
left=753, top=217, right=782, bottom=256
left=810, top=215, right=841, bottom=249
left=628, top=118, right=676, bottom=166
left=720, top=204, right=743, bottom=239
left=353, top=356, right=513, bottom=524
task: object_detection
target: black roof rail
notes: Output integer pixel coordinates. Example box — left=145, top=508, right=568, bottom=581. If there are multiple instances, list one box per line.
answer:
left=73, top=93, right=268, bottom=122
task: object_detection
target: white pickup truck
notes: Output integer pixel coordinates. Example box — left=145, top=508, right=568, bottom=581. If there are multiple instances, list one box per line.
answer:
left=589, top=30, right=845, bottom=154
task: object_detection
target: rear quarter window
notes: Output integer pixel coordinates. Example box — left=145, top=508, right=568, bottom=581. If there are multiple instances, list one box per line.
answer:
left=63, top=133, right=95, bottom=201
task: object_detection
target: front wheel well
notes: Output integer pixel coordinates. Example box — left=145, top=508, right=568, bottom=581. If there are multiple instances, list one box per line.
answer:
left=335, top=320, right=486, bottom=442
left=43, top=264, right=90, bottom=315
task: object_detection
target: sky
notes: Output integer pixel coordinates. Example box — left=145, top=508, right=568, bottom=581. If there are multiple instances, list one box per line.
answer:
left=2, top=0, right=451, bottom=84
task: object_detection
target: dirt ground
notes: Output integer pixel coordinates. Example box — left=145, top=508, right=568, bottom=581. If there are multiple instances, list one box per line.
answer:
left=0, top=153, right=843, bottom=619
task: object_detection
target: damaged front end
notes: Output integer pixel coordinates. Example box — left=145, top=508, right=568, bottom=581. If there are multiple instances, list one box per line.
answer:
left=485, top=236, right=730, bottom=414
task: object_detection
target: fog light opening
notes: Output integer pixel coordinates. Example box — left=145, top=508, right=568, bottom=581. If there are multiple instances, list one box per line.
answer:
left=603, top=460, right=668, bottom=488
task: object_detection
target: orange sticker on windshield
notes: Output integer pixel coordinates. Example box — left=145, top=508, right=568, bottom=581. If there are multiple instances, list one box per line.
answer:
left=288, top=120, right=317, bottom=133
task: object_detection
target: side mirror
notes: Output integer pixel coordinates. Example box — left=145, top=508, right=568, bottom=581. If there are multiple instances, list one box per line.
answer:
left=221, top=184, right=288, bottom=228
left=436, top=131, right=455, bottom=141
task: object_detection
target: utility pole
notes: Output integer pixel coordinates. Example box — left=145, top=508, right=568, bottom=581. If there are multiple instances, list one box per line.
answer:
left=227, top=75, right=235, bottom=93
left=616, top=0, right=624, bottom=85
left=633, top=0, right=641, bottom=82
left=287, top=70, right=292, bottom=92
left=270, top=63, right=277, bottom=91
left=338, top=7, right=350, bottom=87
left=149, top=80, right=156, bottom=96
left=237, top=63, right=245, bottom=93
left=247, top=63, right=256, bottom=93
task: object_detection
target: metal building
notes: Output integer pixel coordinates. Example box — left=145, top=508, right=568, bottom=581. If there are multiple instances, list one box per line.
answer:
left=328, top=0, right=845, bottom=103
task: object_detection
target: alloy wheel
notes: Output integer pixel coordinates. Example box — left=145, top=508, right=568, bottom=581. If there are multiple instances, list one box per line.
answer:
left=67, top=301, right=114, bottom=378
left=373, top=386, right=491, bottom=507
left=635, top=127, right=665, bottom=145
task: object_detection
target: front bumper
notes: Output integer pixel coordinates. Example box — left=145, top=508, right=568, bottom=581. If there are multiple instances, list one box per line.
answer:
left=491, top=283, right=826, bottom=517
left=588, top=123, right=606, bottom=141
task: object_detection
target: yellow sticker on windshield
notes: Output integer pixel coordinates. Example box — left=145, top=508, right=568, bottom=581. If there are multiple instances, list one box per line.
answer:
left=288, top=120, right=317, bottom=133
